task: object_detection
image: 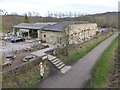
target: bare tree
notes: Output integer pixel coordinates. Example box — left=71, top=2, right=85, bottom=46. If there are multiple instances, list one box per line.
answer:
left=28, top=11, right=32, bottom=16
left=47, top=11, right=51, bottom=17
left=0, top=9, right=8, bottom=15
left=53, top=12, right=56, bottom=18
left=62, top=22, right=71, bottom=56
left=24, top=14, right=29, bottom=23
left=10, top=12, right=18, bottom=15
left=69, top=12, right=72, bottom=17
left=32, top=11, right=40, bottom=16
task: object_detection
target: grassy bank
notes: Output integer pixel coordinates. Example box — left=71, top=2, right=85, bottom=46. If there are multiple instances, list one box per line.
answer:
left=56, top=31, right=115, bottom=65
left=0, top=29, right=8, bottom=33
left=2, top=60, right=50, bottom=88
left=87, top=35, right=118, bottom=88
left=0, top=29, right=5, bottom=33
left=0, top=29, right=2, bottom=32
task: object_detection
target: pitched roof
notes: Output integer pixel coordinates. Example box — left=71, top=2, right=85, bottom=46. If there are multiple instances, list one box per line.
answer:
left=13, top=22, right=57, bottom=29
left=42, top=21, right=89, bottom=31
left=13, top=21, right=89, bottom=31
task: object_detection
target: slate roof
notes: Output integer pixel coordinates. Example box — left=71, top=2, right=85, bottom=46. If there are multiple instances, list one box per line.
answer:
left=42, top=21, right=89, bottom=31
left=13, top=22, right=57, bottom=30
left=13, top=21, right=89, bottom=32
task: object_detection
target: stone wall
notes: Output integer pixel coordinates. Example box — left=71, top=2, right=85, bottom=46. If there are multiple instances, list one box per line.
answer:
left=2, top=57, right=42, bottom=78
left=37, top=23, right=98, bottom=45
left=68, top=23, right=98, bottom=44
left=38, top=30, right=65, bottom=45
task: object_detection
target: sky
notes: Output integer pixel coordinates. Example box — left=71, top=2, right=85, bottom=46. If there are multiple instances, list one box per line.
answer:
left=0, top=0, right=119, bottom=16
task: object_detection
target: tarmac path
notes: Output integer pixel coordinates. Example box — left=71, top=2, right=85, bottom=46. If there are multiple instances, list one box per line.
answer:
left=37, top=32, right=118, bottom=88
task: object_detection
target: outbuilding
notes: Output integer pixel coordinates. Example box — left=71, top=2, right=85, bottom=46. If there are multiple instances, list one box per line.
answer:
left=13, top=21, right=98, bottom=45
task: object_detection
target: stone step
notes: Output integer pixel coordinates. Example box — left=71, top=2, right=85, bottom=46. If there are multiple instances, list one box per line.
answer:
left=53, top=60, right=61, bottom=65
left=61, top=66, right=71, bottom=73
left=55, top=62, right=64, bottom=67
left=48, top=55, right=56, bottom=61
left=58, top=64, right=65, bottom=69
left=50, top=57, right=57, bottom=61
left=47, top=55, right=72, bottom=73
left=51, top=58, right=59, bottom=63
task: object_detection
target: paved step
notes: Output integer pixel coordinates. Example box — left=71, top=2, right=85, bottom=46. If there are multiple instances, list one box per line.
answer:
left=48, top=55, right=56, bottom=61
left=61, top=66, right=71, bottom=73
left=53, top=60, right=61, bottom=65
left=55, top=62, right=64, bottom=67
left=58, top=64, right=65, bottom=69
left=51, top=58, right=59, bottom=63
left=50, top=57, right=57, bottom=61
left=48, top=54, right=72, bottom=73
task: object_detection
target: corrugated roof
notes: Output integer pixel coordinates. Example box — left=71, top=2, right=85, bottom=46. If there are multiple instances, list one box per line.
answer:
left=13, top=22, right=57, bottom=29
left=13, top=21, right=89, bottom=31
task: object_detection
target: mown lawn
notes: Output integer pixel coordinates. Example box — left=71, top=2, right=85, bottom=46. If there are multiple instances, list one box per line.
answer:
left=87, top=35, right=118, bottom=88
left=56, top=31, right=115, bottom=65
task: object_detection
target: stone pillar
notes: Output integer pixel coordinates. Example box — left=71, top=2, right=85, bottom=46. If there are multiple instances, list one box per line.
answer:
left=37, top=30, right=41, bottom=40
left=12, top=28, right=16, bottom=35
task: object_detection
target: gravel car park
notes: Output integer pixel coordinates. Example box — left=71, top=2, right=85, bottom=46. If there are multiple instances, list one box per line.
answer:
left=1, top=39, right=48, bottom=71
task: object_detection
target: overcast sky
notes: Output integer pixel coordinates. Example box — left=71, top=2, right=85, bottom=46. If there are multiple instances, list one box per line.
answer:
left=0, top=0, right=119, bottom=16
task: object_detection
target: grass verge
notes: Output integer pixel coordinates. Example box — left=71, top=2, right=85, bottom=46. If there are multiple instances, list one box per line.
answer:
left=56, top=31, right=115, bottom=65
left=87, top=35, right=118, bottom=88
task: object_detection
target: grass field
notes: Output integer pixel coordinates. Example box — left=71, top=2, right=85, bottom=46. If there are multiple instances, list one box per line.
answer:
left=87, top=35, right=118, bottom=88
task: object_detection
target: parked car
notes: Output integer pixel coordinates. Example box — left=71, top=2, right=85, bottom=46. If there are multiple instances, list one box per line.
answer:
left=5, top=54, right=15, bottom=60
left=11, top=37, right=25, bottom=43
left=23, top=55, right=36, bottom=62
left=4, top=35, right=17, bottom=41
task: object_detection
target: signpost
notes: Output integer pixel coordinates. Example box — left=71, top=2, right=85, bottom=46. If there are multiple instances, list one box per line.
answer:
left=39, top=62, right=44, bottom=79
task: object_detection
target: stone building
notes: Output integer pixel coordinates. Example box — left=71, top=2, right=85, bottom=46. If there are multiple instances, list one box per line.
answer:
left=13, top=21, right=98, bottom=45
